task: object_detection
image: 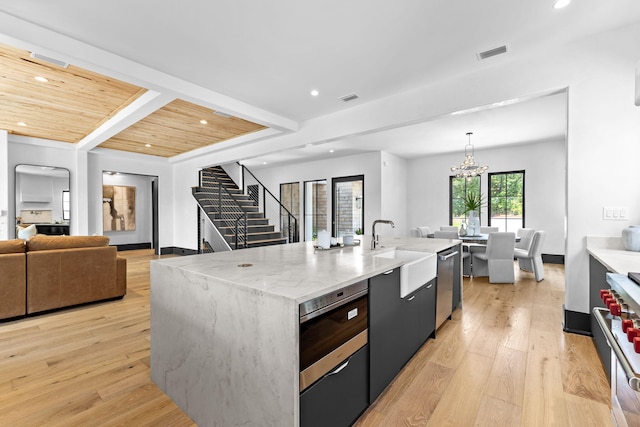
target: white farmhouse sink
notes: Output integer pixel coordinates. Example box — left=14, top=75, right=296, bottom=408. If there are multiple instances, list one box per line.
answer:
left=374, top=250, right=437, bottom=298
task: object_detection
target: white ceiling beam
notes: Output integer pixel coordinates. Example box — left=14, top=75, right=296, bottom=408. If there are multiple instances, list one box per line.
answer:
left=76, top=91, right=175, bottom=152
left=0, top=12, right=299, bottom=133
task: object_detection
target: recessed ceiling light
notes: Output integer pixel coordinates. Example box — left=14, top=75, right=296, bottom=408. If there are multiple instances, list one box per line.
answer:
left=200, top=119, right=208, bottom=125
left=329, top=149, right=335, bottom=153
left=34, top=76, right=48, bottom=83
left=145, top=143, right=152, bottom=148
left=553, top=0, right=570, bottom=9
left=17, top=122, right=27, bottom=127
left=262, top=162, right=268, bottom=165
left=310, top=89, right=319, bottom=97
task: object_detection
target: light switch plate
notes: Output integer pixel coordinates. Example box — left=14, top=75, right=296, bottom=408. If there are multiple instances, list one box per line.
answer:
left=603, top=206, right=629, bottom=220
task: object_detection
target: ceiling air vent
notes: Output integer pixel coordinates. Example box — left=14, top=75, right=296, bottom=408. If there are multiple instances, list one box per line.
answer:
left=213, top=111, right=232, bottom=118
left=29, top=52, right=69, bottom=68
left=339, top=93, right=359, bottom=102
left=476, top=45, right=508, bottom=61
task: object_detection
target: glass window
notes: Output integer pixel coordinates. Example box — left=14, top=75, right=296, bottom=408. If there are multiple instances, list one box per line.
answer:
left=303, top=180, right=327, bottom=241
left=450, top=176, right=480, bottom=227
left=280, top=182, right=300, bottom=242
left=332, top=175, right=364, bottom=238
left=488, top=171, right=525, bottom=232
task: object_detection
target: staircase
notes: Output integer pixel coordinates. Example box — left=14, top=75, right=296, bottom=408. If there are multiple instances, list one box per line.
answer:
left=193, top=166, right=288, bottom=250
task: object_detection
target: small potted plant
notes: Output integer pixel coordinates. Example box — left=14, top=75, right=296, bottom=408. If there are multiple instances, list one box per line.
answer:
left=463, top=191, right=485, bottom=236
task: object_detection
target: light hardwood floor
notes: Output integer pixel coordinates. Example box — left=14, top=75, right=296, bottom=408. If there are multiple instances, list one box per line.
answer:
left=0, top=250, right=611, bottom=426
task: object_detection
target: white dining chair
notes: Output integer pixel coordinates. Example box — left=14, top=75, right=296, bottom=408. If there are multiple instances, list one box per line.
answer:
left=514, top=230, right=546, bottom=281
left=472, top=232, right=516, bottom=283
left=515, top=228, right=535, bottom=251
left=433, top=230, right=458, bottom=239
left=416, top=226, right=431, bottom=237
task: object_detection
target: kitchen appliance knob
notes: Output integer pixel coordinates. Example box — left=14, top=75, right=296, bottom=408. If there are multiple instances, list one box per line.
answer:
left=611, top=304, right=622, bottom=316
left=605, top=297, right=616, bottom=308
left=628, top=328, right=640, bottom=342
left=634, top=337, right=640, bottom=354
left=623, top=319, right=634, bottom=333
left=601, top=289, right=611, bottom=299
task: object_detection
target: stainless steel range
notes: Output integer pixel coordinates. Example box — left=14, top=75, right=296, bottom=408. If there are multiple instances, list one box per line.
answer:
left=593, top=273, right=640, bottom=427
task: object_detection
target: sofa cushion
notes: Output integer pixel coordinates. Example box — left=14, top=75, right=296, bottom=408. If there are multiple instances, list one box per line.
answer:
left=27, top=235, right=110, bottom=251
left=0, top=239, right=26, bottom=254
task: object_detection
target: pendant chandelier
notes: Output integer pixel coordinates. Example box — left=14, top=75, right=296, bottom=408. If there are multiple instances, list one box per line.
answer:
left=450, top=132, right=488, bottom=180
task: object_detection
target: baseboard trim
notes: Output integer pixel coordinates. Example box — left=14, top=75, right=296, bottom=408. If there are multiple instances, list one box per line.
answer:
left=542, top=254, right=564, bottom=264
left=114, top=242, right=152, bottom=251
left=160, top=246, right=198, bottom=256
left=562, top=306, right=591, bottom=336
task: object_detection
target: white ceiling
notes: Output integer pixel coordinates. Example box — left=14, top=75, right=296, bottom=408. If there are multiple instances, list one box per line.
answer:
left=241, top=90, right=568, bottom=168
left=0, top=1, right=638, bottom=166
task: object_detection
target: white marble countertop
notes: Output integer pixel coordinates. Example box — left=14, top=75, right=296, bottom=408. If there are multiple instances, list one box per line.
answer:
left=153, top=236, right=459, bottom=303
left=586, top=236, right=640, bottom=274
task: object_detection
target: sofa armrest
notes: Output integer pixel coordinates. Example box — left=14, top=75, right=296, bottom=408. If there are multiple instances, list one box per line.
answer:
left=116, top=256, right=127, bottom=296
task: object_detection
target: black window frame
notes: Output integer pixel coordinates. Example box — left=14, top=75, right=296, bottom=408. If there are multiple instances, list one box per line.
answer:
left=449, top=175, right=481, bottom=226
left=487, top=170, right=525, bottom=232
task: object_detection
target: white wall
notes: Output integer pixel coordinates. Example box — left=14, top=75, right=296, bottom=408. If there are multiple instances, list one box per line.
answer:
left=102, top=172, right=154, bottom=246
left=381, top=151, right=408, bottom=238
left=88, top=149, right=172, bottom=249
left=251, top=152, right=385, bottom=242
left=407, top=139, right=566, bottom=256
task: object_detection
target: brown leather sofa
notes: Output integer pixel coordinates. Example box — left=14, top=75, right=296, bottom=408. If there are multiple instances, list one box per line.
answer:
left=0, top=235, right=127, bottom=319
left=26, top=235, right=127, bottom=314
left=0, top=239, right=27, bottom=319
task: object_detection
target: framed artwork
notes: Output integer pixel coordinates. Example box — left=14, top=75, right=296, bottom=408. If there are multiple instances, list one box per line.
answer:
left=103, top=185, right=136, bottom=231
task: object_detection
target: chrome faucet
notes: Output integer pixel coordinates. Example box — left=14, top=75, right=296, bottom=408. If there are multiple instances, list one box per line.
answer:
left=371, top=220, right=395, bottom=249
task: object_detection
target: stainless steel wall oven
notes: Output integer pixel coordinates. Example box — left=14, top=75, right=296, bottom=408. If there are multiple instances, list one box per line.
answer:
left=299, top=279, right=369, bottom=427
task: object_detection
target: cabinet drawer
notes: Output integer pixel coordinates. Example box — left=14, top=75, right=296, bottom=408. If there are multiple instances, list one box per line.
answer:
left=300, top=344, right=369, bottom=427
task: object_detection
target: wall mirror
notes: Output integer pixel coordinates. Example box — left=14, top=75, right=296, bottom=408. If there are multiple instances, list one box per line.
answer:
left=15, top=164, right=70, bottom=236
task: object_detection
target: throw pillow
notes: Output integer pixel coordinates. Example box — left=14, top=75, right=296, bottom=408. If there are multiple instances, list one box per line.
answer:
left=17, top=224, right=37, bottom=240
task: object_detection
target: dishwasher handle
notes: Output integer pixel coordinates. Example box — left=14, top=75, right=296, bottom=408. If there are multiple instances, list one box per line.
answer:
left=439, top=250, right=459, bottom=261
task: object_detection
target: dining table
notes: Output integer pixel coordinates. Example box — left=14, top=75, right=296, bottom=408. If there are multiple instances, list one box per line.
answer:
left=427, top=233, right=521, bottom=244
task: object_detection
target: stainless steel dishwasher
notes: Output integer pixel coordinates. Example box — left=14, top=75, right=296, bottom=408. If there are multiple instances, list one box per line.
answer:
left=436, top=248, right=458, bottom=329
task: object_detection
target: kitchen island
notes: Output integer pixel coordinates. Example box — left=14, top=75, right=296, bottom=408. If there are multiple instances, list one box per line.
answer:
left=150, top=236, right=460, bottom=427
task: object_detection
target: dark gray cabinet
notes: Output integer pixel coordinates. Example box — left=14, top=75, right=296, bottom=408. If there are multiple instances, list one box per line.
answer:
left=589, top=255, right=611, bottom=381
left=451, top=243, right=462, bottom=311
left=300, top=345, right=369, bottom=427
left=418, top=279, right=437, bottom=344
left=369, top=269, right=437, bottom=403
left=369, top=268, right=403, bottom=402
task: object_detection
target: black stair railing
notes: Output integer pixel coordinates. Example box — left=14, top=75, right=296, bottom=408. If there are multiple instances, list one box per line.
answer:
left=240, top=164, right=299, bottom=244
left=195, top=169, right=248, bottom=250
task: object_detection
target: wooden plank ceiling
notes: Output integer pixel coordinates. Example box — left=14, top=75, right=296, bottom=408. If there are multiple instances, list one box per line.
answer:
left=98, top=99, right=266, bottom=157
left=0, top=42, right=267, bottom=157
left=0, top=43, right=145, bottom=143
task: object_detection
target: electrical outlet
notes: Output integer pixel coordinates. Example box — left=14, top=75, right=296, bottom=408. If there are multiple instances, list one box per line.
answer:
left=603, top=206, right=629, bottom=220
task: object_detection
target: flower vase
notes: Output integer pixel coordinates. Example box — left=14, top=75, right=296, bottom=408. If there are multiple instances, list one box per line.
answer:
left=468, top=211, right=480, bottom=236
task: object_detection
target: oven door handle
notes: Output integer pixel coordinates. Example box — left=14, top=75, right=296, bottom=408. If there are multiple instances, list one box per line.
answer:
left=593, top=307, right=640, bottom=391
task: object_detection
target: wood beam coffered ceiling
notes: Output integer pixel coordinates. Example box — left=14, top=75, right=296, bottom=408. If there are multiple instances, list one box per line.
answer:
left=0, top=42, right=268, bottom=158
left=97, top=99, right=266, bottom=158
left=0, top=42, right=146, bottom=144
